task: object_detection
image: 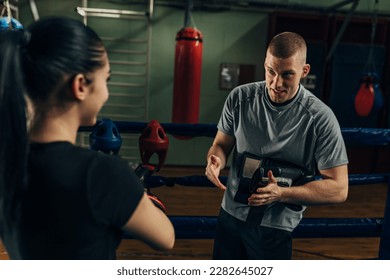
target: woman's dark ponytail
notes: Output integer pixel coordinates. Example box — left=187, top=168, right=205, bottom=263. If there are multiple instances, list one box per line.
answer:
left=0, top=29, right=29, bottom=257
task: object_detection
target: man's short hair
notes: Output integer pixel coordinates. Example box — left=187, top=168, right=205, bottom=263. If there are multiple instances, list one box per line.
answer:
left=268, top=32, right=307, bottom=60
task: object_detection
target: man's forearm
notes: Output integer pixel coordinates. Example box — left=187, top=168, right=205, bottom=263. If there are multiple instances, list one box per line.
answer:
left=279, top=177, right=348, bottom=205
left=207, top=144, right=228, bottom=169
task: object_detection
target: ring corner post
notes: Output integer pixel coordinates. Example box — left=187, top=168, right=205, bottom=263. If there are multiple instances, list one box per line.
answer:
left=378, top=175, right=390, bottom=259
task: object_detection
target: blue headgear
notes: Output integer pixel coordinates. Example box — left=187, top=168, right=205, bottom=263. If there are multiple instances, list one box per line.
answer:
left=89, top=119, right=122, bottom=154
left=0, top=17, right=23, bottom=31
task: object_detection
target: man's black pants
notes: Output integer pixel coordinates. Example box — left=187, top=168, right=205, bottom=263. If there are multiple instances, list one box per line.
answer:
left=212, top=208, right=292, bottom=260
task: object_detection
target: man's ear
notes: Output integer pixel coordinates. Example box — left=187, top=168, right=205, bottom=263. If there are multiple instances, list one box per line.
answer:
left=71, top=73, right=88, bottom=101
left=301, top=64, right=311, bottom=78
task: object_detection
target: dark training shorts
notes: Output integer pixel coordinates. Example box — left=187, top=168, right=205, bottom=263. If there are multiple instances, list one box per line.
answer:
left=212, top=208, right=292, bottom=260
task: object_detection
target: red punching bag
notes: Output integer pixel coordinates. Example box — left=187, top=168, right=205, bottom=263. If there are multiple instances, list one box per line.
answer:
left=354, top=75, right=375, bottom=117
left=171, top=26, right=203, bottom=132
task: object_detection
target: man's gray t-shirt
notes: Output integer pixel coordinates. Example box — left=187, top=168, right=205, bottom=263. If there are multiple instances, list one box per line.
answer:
left=217, top=81, right=348, bottom=231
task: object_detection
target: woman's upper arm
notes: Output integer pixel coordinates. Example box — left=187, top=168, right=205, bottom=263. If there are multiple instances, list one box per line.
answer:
left=121, top=193, right=175, bottom=251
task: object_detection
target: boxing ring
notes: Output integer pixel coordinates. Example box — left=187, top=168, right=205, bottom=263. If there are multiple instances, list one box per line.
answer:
left=81, top=122, right=390, bottom=260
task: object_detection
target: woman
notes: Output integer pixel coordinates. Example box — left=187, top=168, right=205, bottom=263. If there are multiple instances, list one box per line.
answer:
left=0, top=16, right=174, bottom=259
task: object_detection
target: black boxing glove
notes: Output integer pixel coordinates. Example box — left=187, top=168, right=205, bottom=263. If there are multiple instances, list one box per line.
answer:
left=134, top=164, right=155, bottom=184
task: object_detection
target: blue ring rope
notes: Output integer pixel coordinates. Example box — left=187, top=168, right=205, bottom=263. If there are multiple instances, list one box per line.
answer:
left=80, top=121, right=390, bottom=146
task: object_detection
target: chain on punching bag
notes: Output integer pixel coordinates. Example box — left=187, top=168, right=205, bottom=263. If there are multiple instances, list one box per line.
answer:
left=171, top=0, right=203, bottom=139
left=354, top=0, right=383, bottom=117
left=1, top=0, right=23, bottom=31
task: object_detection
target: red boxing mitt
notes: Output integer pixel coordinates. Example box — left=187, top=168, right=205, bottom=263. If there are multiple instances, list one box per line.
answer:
left=146, top=190, right=166, bottom=213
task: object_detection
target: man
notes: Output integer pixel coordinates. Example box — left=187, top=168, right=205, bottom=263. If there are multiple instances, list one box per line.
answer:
left=205, top=32, right=349, bottom=260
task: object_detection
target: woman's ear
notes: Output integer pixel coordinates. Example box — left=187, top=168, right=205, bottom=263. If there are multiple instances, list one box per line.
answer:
left=71, top=73, right=88, bottom=101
